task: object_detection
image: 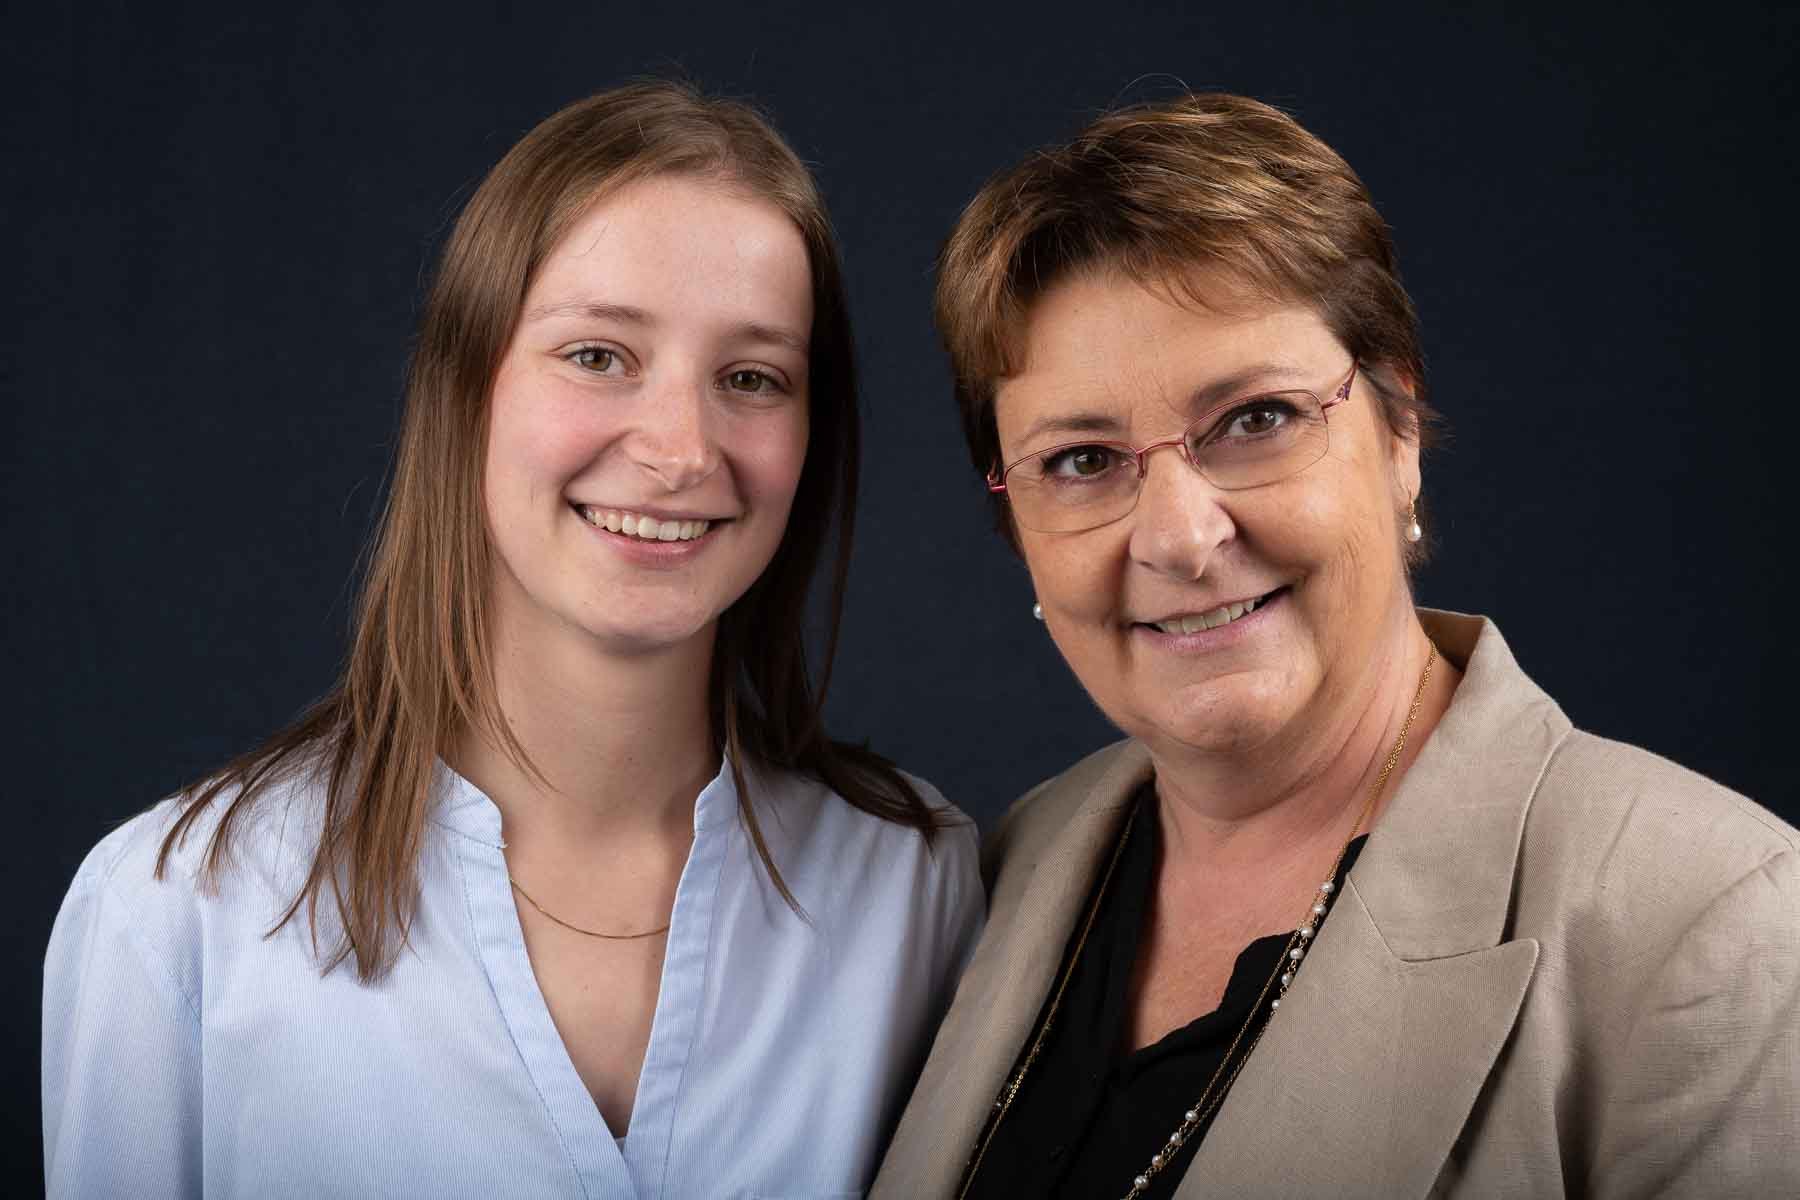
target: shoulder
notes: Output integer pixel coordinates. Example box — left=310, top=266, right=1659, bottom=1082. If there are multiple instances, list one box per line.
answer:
left=749, top=765, right=985, bottom=977
left=754, top=763, right=981, bottom=892
left=1505, top=733, right=1799, bottom=1181
left=51, top=764, right=327, bottom=970
left=983, top=738, right=1150, bottom=886
left=1527, top=728, right=1794, bottom=888
left=1516, top=728, right=1796, bottom=970
left=1422, top=610, right=1794, bottom=943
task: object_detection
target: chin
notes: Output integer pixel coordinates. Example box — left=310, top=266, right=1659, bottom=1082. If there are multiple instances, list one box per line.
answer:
left=1128, top=676, right=1304, bottom=755
left=572, top=610, right=718, bottom=656
left=1153, top=711, right=1281, bottom=757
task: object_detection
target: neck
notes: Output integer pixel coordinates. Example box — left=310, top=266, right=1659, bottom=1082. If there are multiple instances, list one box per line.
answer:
left=452, top=595, right=720, bottom=851
left=1150, top=605, right=1456, bottom=874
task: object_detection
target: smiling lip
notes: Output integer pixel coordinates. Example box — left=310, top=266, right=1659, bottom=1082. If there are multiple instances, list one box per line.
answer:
left=570, top=502, right=730, bottom=565
left=571, top=503, right=730, bottom=543
left=1135, top=587, right=1286, bottom=641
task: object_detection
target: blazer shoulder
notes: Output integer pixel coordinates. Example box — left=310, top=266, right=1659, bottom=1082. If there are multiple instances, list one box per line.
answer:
left=980, top=738, right=1147, bottom=889
left=1517, top=728, right=1795, bottom=949
left=1536, top=728, right=1795, bottom=855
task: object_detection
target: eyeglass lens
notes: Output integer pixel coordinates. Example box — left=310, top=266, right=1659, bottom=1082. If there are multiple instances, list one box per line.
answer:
left=1004, top=390, right=1332, bottom=533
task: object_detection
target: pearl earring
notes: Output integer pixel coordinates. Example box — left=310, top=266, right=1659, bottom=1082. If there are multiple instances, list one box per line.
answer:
left=1032, top=602, right=1044, bottom=621
left=1405, top=499, right=1423, bottom=543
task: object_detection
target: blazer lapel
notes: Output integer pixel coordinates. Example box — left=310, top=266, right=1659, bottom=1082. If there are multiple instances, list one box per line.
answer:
left=1179, top=612, right=1563, bottom=1198
left=1180, top=886, right=1538, bottom=1198
left=874, top=744, right=1150, bottom=1198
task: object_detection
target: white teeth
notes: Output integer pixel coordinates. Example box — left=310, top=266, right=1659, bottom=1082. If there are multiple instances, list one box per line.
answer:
left=1155, top=594, right=1266, bottom=635
left=579, top=507, right=712, bottom=542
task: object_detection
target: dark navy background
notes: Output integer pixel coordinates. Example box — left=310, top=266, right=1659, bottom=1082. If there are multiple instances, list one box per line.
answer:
left=6, top=0, right=1789, bottom=1170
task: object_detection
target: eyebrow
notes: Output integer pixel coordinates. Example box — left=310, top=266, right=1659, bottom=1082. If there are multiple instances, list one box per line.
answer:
left=1010, top=362, right=1316, bottom=448
left=524, top=299, right=649, bottom=325
left=522, top=299, right=809, bottom=355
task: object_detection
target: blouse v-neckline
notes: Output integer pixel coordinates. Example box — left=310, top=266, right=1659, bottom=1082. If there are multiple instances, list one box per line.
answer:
left=437, top=763, right=735, bottom=1198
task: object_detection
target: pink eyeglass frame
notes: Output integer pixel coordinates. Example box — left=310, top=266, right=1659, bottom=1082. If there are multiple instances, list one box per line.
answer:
left=987, top=360, right=1359, bottom=494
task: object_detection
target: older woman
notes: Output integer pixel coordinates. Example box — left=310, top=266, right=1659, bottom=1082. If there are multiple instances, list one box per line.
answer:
left=876, top=94, right=1796, bottom=1198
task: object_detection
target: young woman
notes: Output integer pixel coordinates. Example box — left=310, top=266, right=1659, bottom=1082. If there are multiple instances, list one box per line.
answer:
left=44, top=81, right=981, bottom=1199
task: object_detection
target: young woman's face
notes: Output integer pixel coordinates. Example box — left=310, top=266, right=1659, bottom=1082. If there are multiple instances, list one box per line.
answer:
left=483, top=173, right=812, bottom=658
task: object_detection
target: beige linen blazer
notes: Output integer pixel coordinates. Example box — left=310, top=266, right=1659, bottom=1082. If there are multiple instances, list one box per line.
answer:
left=875, top=612, right=1798, bottom=1198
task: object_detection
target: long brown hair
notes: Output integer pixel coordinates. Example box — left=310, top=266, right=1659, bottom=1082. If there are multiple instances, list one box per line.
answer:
left=157, top=80, right=943, bottom=981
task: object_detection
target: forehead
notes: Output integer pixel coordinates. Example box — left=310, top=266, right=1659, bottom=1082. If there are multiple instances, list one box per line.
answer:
left=992, top=269, right=1338, bottom=442
left=525, top=174, right=813, bottom=328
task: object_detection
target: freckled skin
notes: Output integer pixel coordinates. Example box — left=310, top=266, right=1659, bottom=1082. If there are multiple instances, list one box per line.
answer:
left=995, top=270, right=1422, bottom=766
left=483, top=175, right=814, bottom=659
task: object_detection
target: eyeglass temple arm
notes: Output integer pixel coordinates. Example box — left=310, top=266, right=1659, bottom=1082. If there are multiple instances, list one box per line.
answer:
left=1322, top=360, right=1358, bottom=413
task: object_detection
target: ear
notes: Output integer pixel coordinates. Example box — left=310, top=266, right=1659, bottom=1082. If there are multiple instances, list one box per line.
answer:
left=1384, top=370, right=1423, bottom=505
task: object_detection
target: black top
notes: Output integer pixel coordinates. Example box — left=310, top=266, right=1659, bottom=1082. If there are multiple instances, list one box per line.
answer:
left=962, top=785, right=1367, bottom=1200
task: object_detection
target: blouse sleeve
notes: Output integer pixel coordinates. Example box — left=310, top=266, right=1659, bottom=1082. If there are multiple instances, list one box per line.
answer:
left=43, top=834, right=204, bottom=1199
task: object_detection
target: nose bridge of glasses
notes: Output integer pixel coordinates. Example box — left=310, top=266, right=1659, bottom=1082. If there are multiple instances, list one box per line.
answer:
left=1133, top=434, right=1227, bottom=517
left=1134, top=430, right=1199, bottom=478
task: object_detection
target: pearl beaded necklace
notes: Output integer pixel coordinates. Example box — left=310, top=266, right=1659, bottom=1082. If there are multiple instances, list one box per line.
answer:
left=1120, top=645, right=1437, bottom=1199
left=955, top=645, right=1438, bottom=1199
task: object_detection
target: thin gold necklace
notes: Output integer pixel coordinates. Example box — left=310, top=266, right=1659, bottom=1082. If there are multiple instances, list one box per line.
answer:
left=508, top=877, right=672, bottom=940
left=958, top=644, right=1438, bottom=1199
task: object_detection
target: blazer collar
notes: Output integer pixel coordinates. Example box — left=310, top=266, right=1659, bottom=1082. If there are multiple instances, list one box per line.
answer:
left=1180, top=610, right=1563, bottom=1197
left=878, top=612, right=1566, bottom=1199
left=877, top=741, right=1152, bottom=1196
left=1026, top=613, right=1564, bottom=1198
left=1351, top=609, right=1570, bottom=959
left=1015, top=610, right=1568, bottom=961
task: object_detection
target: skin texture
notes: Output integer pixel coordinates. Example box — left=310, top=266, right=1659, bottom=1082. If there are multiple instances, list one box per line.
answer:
left=461, top=173, right=814, bottom=1134
left=484, top=174, right=812, bottom=660
left=996, top=270, right=1421, bottom=773
left=994, top=268, right=1458, bottom=1042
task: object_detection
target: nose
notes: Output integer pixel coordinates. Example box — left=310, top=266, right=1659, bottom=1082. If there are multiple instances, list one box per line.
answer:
left=629, top=373, right=720, bottom=493
left=1126, top=449, right=1235, bottom=580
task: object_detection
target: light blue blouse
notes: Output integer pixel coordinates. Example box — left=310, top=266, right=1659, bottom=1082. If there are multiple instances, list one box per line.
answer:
left=43, top=758, right=982, bottom=1198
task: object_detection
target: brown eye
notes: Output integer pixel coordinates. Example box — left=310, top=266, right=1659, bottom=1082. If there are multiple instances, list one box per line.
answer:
left=728, top=370, right=775, bottom=393
left=1042, top=445, right=1124, bottom=480
left=571, top=347, right=618, bottom=373
left=1220, top=404, right=1291, bottom=440
left=1238, top=407, right=1283, bottom=435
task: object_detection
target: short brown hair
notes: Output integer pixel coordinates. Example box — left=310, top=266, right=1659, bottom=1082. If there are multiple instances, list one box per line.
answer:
left=936, top=92, right=1439, bottom=542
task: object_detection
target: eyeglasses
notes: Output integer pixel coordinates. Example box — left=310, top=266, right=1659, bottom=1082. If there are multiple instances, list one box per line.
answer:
left=987, top=361, right=1358, bottom=534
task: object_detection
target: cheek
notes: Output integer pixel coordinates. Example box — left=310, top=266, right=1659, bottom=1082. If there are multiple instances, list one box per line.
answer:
left=485, top=376, right=555, bottom=493
left=489, top=386, right=621, bottom=508
left=738, top=407, right=811, bottom=508
left=1022, top=531, right=1128, bottom=630
left=1281, top=474, right=1403, bottom=623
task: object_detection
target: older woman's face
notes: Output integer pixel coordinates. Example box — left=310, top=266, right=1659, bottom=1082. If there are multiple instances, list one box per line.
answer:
left=993, top=270, right=1420, bottom=760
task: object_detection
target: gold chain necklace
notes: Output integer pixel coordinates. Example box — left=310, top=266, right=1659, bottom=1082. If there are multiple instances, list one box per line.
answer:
left=508, top=877, right=672, bottom=940
left=958, top=644, right=1437, bottom=1199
